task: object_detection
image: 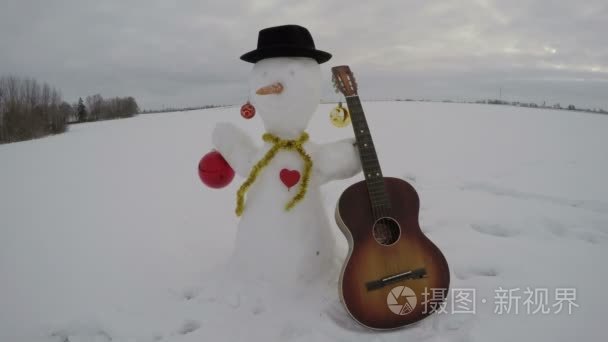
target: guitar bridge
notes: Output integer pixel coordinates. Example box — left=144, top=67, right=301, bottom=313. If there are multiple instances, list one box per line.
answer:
left=365, top=268, right=427, bottom=291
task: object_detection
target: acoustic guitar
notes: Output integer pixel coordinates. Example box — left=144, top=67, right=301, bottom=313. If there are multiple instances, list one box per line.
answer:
left=332, top=65, right=450, bottom=330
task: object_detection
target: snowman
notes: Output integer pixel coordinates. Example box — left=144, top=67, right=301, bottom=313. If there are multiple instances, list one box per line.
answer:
left=211, top=25, right=361, bottom=291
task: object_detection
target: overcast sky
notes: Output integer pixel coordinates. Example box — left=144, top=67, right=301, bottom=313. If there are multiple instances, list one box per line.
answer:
left=1, top=0, right=607, bottom=109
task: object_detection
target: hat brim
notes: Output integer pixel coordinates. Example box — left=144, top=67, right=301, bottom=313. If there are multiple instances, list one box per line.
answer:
left=240, top=46, right=332, bottom=64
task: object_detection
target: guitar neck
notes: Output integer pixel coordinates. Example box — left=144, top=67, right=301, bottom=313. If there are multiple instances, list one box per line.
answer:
left=344, top=95, right=389, bottom=208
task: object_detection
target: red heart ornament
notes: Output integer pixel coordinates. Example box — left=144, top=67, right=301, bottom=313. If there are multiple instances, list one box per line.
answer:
left=280, top=169, right=300, bottom=189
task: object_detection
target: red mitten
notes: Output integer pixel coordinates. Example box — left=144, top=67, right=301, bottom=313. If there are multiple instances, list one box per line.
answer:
left=198, top=150, right=235, bottom=189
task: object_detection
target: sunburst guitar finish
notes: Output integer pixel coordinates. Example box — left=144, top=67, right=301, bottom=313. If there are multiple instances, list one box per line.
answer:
left=336, top=178, right=450, bottom=329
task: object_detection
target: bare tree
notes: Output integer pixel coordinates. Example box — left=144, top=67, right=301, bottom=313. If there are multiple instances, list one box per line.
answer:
left=59, top=101, right=75, bottom=123
left=0, top=75, right=67, bottom=143
left=81, top=94, right=139, bottom=122
left=86, top=94, right=104, bottom=121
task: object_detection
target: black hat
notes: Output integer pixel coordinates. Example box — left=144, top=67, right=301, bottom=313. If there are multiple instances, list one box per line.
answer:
left=240, top=25, right=332, bottom=64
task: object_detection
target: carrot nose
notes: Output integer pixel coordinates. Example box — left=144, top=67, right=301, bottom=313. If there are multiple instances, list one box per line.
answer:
left=256, top=82, right=284, bottom=95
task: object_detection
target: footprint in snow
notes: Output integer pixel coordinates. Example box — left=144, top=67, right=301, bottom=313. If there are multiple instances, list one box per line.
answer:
left=470, top=223, right=519, bottom=238
left=454, top=265, right=500, bottom=280
left=182, top=288, right=199, bottom=301
left=177, top=320, right=201, bottom=335
left=575, top=231, right=607, bottom=244
left=251, top=298, right=266, bottom=315
left=544, top=220, right=607, bottom=244
left=50, top=330, right=112, bottom=342
left=463, top=182, right=608, bottom=214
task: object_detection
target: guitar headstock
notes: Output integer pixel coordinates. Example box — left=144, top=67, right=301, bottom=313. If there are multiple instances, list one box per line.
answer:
left=331, top=65, right=358, bottom=97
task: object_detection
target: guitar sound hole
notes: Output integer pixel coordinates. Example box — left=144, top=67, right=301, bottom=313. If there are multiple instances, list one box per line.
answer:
left=373, top=217, right=401, bottom=246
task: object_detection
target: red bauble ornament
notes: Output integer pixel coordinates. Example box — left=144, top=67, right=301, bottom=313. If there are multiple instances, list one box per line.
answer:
left=240, top=102, right=255, bottom=119
left=198, top=151, right=235, bottom=189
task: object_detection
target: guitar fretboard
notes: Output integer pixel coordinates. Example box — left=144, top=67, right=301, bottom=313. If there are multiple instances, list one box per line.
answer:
left=345, top=96, right=390, bottom=209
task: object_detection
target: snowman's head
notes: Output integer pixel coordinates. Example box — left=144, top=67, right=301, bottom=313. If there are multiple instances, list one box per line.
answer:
left=249, top=57, right=321, bottom=138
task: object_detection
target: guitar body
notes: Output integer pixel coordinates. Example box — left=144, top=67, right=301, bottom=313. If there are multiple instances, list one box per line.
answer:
left=335, top=177, right=450, bottom=330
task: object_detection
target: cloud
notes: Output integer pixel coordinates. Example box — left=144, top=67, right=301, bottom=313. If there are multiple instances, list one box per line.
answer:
left=1, top=0, right=606, bottom=109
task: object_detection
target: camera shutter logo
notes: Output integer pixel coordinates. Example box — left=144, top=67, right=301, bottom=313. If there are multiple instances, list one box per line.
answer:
left=387, top=286, right=417, bottom=315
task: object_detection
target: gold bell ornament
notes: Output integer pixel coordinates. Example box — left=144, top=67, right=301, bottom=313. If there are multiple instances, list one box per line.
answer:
left=329, top=102, right=351, bottom=127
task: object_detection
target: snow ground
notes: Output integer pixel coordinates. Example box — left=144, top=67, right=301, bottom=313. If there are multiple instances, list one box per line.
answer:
left=1, top=101, right=607, bottom=341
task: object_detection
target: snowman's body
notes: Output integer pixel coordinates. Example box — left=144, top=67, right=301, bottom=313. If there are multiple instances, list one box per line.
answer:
left=212, top=57, right=361, bottom=290
left=230, top=143, right=336, bottom=288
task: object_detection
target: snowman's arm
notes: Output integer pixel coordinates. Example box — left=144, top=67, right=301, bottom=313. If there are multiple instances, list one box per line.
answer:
left=314, top=138, right=361, bottom=184
left=212, top=122, right=259, bottom=178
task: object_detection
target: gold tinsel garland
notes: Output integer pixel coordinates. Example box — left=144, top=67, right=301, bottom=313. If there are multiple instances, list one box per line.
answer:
left=235, top=132, right=312, bottom=217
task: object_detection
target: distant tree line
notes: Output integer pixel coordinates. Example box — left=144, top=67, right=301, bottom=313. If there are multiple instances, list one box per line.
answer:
left=0, top=75, right=140, bottom=144
left=0, top=76, right=68, bottom=143
left=473, top=99, right=607, bottom=114
left=394, top=97, right=607, bottom=115
left=140, top=104, right=227, bottom=114
left=74, top=94, right=139, bottom=123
